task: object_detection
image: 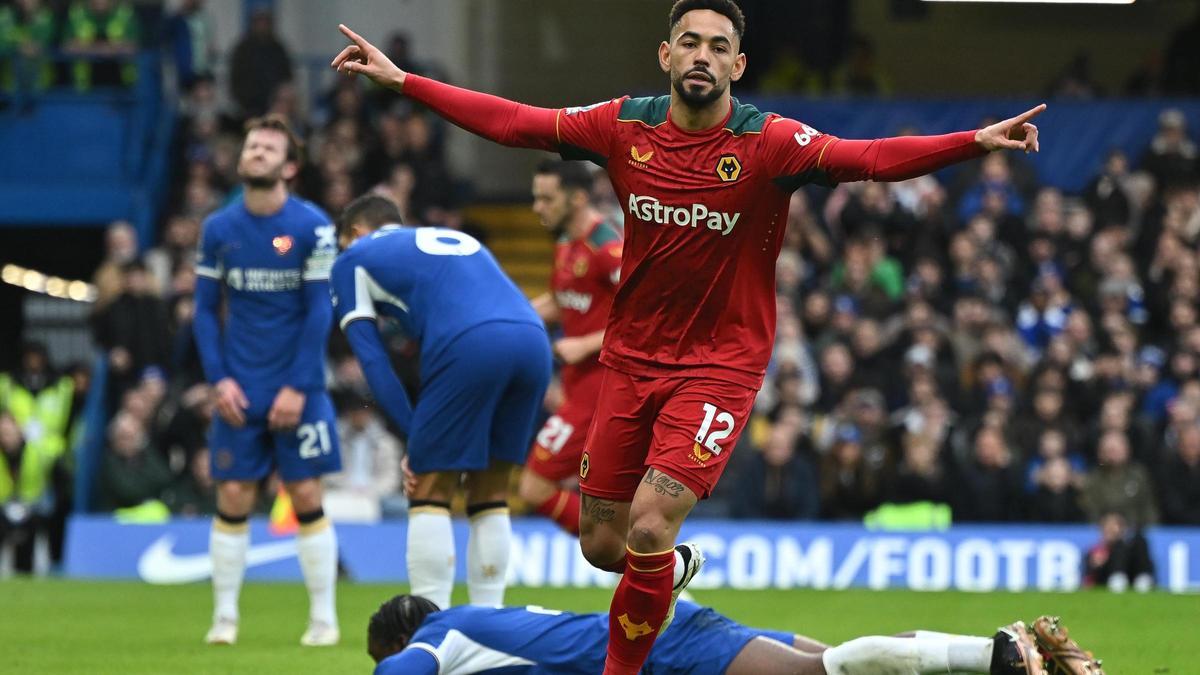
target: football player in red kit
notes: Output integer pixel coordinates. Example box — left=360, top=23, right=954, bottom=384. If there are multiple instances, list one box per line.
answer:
left=333, top=1, right=1044, bottom=672
left=521, top=160, right=622, bottom=536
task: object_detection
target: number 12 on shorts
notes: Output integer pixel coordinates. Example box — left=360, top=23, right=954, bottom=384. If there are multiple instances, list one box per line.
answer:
left=298, top=421, right=333, bottom=459
left=694, top=403, right=735, bottom=454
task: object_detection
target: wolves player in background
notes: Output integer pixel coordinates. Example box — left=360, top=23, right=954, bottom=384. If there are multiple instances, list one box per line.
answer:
left=366, top=594, right=1109, bottom=675
left=331, top=195, right=551, bottom=610
left=331, top=1, right=1045, bottom=671
left=193, top=115, right=342, bottom=646
left=520, top=160, right=622, bottom=536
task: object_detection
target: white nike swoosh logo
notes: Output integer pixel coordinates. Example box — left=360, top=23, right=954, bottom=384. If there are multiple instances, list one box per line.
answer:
left=137, top=534, right=299, bottom=584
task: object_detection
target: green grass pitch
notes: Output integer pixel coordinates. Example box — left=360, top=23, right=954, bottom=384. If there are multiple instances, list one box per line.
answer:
left=2, top=579, right=1191, bottom=673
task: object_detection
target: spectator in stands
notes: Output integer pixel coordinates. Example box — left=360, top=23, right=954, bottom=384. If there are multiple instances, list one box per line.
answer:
left=1083, top=150, right=1132, bottom=229
left=1083, top=511, right=1155, bottom=592
left=952, top=426, right=1023, bottom=522
left=882, top=433, right=949, bottom=507
left=166, top=0, right=215, bottom=90
left=1140, top=109, right=1197, bottom=190
left=0, top=0, right=56, bottom=104
left=90, top=261, right=171, bottom=401
left=145, top=213, right=199, bottom=293
left=99, top=410, right=171, bottom=510
left=958, top=153, right=1025, bottom=224
left=1027, top=457, right=1085, bottom=523
left=92, top=220, right=139, bottom=311
left=732, top=409, right=819, bottom=520
left=1160, top=423, right=1200, bottom=525
left=61, top=0, right=140, bottom=90
left=0, top=341, right=75, bottom=461
left=162, top=446, right=215, bottom=516
left=1081, top=430, right=1157, bottom=528
left=814, top=341, right=855, bottom=414
left=818, top=423, right=879, bottom=521
left=0, top=410, right=57, bottom=574
left=228, top=5, right=292, bottom=118
left=324, top=395, right=404, bottom=520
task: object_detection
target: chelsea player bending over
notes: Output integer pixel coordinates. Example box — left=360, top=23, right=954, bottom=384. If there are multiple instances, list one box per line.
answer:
left=330, top=194, right=551, bottom=610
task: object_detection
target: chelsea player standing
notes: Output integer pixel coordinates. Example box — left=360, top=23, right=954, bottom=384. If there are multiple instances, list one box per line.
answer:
left=330, top=194, right=551, bottom=611
left=193, top=115, right=342, bottom=647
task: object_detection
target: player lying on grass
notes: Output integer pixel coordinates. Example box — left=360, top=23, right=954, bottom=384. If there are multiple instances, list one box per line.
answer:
left=366, top=594, right=1105, bottom=675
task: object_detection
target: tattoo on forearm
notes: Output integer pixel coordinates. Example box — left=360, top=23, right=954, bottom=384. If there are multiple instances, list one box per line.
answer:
left=643, top=468, right=685, bottom=498
left=582, top=495, right=617, bottom=523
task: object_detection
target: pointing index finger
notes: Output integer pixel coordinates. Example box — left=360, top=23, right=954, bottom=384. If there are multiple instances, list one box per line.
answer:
left=1012, top=103, right=1047, bottom=126
left=339, top=23, right=368, bottom=49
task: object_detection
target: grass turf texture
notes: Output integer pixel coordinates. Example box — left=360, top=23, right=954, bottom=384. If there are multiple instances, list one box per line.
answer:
left=2, top=580, right=1190, bottom=673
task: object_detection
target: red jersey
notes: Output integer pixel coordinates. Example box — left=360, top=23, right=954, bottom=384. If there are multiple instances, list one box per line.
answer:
left=402, top=76, right=985, bottom=389
left=552, top=219, right=622, bottom=392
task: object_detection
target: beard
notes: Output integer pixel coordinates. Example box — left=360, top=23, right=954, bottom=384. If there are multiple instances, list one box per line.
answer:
left=238, top=159, right=285, bottom=189
left=242, top=174, right=281, bottom=189
left=671, top=67, right=725, bottom=108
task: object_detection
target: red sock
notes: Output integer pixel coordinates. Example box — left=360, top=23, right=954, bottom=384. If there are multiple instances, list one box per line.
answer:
left=603, top=547, right=675, bottom=675
left=534, top=489, right=580, bottom=536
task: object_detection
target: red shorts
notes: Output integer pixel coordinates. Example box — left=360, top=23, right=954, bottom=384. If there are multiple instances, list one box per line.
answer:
left=526, top=369, right=605, bottom=482
left=527, top=397, right=594, bottom=482
left=579, top=366, right=756, bottom=501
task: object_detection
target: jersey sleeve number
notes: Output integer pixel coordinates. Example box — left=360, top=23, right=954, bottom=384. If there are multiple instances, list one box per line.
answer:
left=695, top=403, right=735, bottom=455
left=298, top=421, right=333, bottom=459
left=536, top=415, right=575, bottom=454
left=793, top=124, right=820, bottom=147
left=415, top=228, right=482, bottom=256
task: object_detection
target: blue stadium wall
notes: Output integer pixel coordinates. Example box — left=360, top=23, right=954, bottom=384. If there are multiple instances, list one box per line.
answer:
left=65, top=517, right=1200, bottom=593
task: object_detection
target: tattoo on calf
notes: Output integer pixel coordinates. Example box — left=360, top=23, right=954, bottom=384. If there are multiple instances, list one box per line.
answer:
left=582, top=495, right=617, bottom=523
left=643, top=468, right=685, bottom=498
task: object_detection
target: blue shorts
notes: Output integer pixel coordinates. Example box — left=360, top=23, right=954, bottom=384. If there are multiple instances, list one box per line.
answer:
left=208, top=388, right=342, bottom=483
left=647, top=602, right=796, bottom=674
left=408, top=321, right=552, bottom=474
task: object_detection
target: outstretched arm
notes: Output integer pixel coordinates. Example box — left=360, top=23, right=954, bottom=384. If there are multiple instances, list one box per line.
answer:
left=772, top=105, right=1045, bottom=187
left=824, top=104, right=1045, bottom=182
left=332, top=24, right=558, bottom=150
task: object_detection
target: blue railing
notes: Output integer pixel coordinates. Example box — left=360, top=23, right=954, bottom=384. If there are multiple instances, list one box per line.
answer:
left=72, top=352, right=108, bottom=513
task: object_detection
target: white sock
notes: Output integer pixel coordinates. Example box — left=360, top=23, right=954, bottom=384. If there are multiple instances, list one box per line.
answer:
left=210, top=521, right=248, bottom=622
left=467, top=505, right=511, bottom=606
left=672, top=548, right=685, bottom=587
left=297, top=518, right=338, bottom=627
left=913, top=632, right=993, bottom=670
left=822, top=635, right=980, bottom=675
left=408, top=507, right=455, bottom=610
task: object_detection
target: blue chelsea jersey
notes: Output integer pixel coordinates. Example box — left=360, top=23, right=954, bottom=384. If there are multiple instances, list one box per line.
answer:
left=374, top=602, right=723, bottom=675
left=376, top=604, right=608, bottom=675
left=195, top=196, right=336, bottom=392
left=329, top=226, right=542, bottom=362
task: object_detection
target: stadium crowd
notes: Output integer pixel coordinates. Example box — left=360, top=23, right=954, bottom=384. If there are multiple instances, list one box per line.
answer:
left=3, top=2, right=1200, bottom=580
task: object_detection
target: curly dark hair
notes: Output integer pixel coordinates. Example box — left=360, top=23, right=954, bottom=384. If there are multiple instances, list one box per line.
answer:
left=367, top=594, right=441, bottom=662
left=668, top=0, right=746, bottom=41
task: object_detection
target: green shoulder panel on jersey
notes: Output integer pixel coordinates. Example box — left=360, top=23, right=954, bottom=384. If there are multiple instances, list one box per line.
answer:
left=724, top=99, right=770, bottom=136
left=617, top=96, right=670, bottom=127
left=588, top=220, right=622, bottom=248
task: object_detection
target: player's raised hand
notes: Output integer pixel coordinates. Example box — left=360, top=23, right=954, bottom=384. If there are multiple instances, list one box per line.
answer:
left=214, top=377, right=250, bottom=428
left=268, top=385, right=306, bottom=432
left=975, top=104, right=1045, bottom=153
left=331, top=24, right=407, bottom=91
